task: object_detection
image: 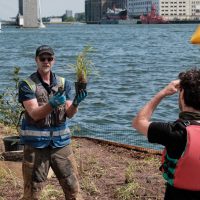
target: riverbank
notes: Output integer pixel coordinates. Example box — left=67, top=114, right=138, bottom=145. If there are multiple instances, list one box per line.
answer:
left=2, top=19, right=200, bottom=27
left=0, top=130, right=165, bottom=199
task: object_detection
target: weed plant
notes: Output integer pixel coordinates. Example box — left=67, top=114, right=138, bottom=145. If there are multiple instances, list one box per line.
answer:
left=115, top=182, right=140, bottom=200
left=125, top=162, right=136, bottom=183
left=81, top=177, right=100, bottom=195
left=40, top=184, right=63, bottom=200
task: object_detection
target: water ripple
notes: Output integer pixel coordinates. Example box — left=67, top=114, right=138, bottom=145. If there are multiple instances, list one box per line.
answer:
left=0, top=24, right=199, bottom=135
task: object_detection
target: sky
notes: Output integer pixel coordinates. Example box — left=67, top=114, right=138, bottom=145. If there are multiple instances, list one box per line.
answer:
left=0, top=0, right=84, bottom=20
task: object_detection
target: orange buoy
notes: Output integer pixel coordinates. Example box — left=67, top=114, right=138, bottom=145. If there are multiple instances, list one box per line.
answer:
left=191, top=26, right=200, bottom=44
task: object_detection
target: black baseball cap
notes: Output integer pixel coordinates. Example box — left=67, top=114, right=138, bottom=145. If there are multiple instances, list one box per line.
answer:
left=35, top=45, right=54, bottom=57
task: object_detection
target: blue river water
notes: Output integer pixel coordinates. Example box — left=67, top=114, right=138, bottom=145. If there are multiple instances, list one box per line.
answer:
left=0, top=23, right=200, bottom=150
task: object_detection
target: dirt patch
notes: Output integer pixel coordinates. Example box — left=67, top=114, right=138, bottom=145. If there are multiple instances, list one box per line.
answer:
left=0, top=137, right=165, bottom=200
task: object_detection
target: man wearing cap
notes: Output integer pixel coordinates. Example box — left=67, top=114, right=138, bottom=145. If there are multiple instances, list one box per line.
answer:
left=18, top=45, right=87, bottom=200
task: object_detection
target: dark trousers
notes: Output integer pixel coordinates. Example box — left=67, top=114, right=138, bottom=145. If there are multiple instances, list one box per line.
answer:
left=21, top=144, right=83, bottom=200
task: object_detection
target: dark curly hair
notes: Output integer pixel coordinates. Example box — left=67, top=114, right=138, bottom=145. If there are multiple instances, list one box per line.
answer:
left=179, top=68, right=200, bottom=110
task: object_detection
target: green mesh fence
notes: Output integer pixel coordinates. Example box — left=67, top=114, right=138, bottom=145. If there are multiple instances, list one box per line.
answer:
left=69, top=122, right=163, bottom=153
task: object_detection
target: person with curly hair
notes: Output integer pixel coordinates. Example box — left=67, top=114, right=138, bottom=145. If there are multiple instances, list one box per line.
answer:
left=132, top=68, right=200, bottom=200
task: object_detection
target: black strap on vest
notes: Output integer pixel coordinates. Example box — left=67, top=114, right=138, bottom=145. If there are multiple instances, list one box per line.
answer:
left=159, top=119, right=190, bottom=174
left=36, top=71, right=55, bottom=94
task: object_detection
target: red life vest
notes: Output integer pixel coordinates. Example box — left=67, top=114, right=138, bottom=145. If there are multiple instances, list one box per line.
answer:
left=161, top=125, right=200, bottom=191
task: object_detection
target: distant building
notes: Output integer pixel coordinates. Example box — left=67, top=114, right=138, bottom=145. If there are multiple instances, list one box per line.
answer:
left=19, top=0, right=23, bottom=15
left=17, top=0, right=39, bottom=28
left=75, top=12, right=85, bottom=21
left=49, top=17, right=63, bottom=23
left=85, top=0, right=127, bottom=24
left=160, top=0, right=200, bottom=21
left=128, top=0, right=200, bottom=21
left=127, top=0, right=133, bottom=18
left=129, top=0, right=159, bottom=17
left=65, top=10, right=73, bottom=17
left=85, top=0, right=102, bottom=24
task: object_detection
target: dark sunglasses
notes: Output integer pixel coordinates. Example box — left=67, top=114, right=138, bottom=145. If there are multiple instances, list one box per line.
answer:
left=39, top=56, right=54, bottom=62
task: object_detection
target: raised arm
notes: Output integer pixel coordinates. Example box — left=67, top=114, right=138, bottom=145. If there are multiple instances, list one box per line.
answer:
left=132, top=80, right=180, bottom=136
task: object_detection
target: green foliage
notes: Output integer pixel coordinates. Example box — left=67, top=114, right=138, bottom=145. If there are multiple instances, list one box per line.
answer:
left=69, top=46, right=97, bottom=83
left=62, top=15, right=75, bottom=22
left=40, top=185, right=63, bottom=199
left=125, top=162, right=136, bottom=183
left=75, top=13, right=85, bottom=22
left=81, top=177, right=100, bottom=195
left=0, top=67, right=23, bottom=130
left=115, top=182, right=140, bottom=200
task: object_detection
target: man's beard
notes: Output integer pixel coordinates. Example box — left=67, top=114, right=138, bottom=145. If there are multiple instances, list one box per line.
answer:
left=40, top=66, right=51, bottom=74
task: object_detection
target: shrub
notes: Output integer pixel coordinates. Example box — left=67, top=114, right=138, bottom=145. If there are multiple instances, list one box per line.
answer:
left=0, top=67, right=23, bottom=131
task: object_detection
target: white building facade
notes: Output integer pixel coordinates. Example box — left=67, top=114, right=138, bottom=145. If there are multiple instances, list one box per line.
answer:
left=127, top=0, right=200, bottom=20
left=18, top=0, right=39, bottom=28
left=160, top=0, right=200, bottom=20
left=49, top=17, right=63, bottom=23
left=23, top=0, right=38, bottom=27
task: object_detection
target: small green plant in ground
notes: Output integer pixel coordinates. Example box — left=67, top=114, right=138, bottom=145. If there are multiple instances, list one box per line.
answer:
left=125, top=162, right=136, bottom=183
left=143, top=156, right=160, bottom=167
left=0, top=168, right=8, bottom=185
left=115, top=182, right=140, bottom=200
left=40, top=184, right=63, bottom=200
left=81, top=177, right=100, bottom=196
left=87, top=154, right=98, bottom=165
left=82, top=154, right=107, bottom=178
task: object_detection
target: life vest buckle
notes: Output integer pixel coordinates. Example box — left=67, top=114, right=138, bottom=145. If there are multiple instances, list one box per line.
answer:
left=183, top=120, right=190, bottom=127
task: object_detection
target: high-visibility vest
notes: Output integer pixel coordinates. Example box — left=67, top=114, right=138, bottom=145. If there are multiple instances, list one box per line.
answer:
left=20, top=72, right=70, bottom=148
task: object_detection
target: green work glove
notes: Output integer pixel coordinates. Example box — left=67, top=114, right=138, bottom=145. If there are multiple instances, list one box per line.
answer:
left=72, top=90, right=87, bottom=107
left=49, top=92, right=66, bottom=108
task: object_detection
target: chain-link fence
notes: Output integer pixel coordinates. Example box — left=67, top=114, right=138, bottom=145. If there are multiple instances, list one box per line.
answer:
left=69, top=122, right=163, bottom=154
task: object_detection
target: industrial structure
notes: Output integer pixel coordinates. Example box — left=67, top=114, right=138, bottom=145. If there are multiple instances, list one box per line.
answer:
left=17, top=0, right=44, bottom=28
left=11, top=0, right=200, bottom=26
left=85, top=0, right=127, bottom=23
left=65, top=10, right=73, bottom=18
left=85, top=0, right=200, bottom=23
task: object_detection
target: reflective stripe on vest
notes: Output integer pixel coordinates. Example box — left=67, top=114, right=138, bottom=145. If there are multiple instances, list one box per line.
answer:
left=23, top=76, right=65, bottom=93
left=21, top=127, right=70, bottom=137
left=162, top=125, right=200, bottom=191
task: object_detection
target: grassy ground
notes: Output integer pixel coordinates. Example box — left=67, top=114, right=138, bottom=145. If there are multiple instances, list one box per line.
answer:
left=0, top=125, right=165, bottom=200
